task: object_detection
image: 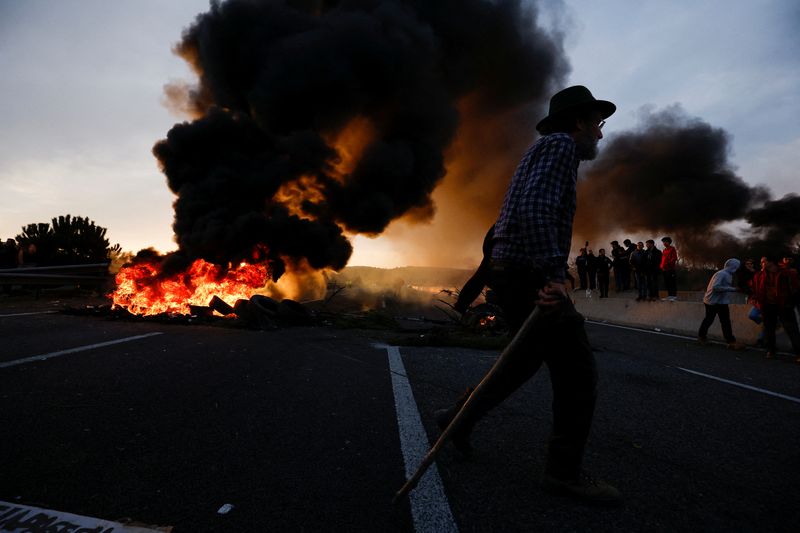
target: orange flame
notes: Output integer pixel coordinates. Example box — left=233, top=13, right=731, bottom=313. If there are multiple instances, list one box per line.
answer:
left=478, top=315, right=496, bottom=328
left=111, top=258, right=270, bottom=316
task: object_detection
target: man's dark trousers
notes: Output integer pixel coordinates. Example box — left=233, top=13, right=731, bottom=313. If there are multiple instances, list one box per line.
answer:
left=460, top=264, right=598, bottom=479
left=663, top=269, right=677, bottom=297
left=647, top=271, right=660, bottom=299
left=698, top=303, right=735, bottom=342
left=761, top=304, right=800, bottom=355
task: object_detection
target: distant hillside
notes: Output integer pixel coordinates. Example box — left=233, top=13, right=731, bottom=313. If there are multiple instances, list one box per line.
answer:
left=331, top=265, right=474, bottom=289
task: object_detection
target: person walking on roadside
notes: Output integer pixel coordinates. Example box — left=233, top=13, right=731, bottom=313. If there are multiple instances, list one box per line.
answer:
left=629, top=242, right=647, bottom=301
left=660, top=237, right=678, bottom=301
left=434, top=85, right=621, bottom=504
left=644, top=239, right=662, bottom=301
left=750, top=256, right=800, bottom=361
left=697, top=258, right=746, bottom=350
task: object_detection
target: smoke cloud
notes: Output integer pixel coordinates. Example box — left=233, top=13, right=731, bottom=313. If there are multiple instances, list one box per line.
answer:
left=155, top=0, right=569, bottom=277
left=744, top=193, right=800, bottom=257
left=574, top=106, right=785, bottom=264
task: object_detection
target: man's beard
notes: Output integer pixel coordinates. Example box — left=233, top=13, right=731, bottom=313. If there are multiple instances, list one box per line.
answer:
left=575, top=131, right=599, bottom=160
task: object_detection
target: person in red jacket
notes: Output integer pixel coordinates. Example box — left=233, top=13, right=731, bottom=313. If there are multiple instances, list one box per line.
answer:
left=660, top=236, right=678, bottom=301
left=750, top=255, right=800, bottom=360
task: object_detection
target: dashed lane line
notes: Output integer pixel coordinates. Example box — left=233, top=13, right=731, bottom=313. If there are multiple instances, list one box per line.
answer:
left=376, top=343, right=458, bottom=533
left=586, top=320, right=800, bottom=403
left=675, top=366, right=800, bottom=404
left=0, top=332, right=164, bottom=369
left=0, top=310, right=59, bottom=318
left=586, top=319, right=695, bottom=340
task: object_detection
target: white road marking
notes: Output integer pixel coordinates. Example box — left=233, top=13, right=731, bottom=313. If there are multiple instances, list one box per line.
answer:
left=587, top=320, right=800, bottom=403
left=0, top=332, right=164, bottom=369
left=376, top=343, right=458, bottom=533
left=586, top=319, right=693, bottom=340
left=675, top=367, right=800, bottom=404
left=0, top=310, right=59, bottom=318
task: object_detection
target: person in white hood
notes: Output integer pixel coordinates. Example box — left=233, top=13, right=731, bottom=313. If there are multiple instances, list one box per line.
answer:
left=698, top=258, right=746, bottom=349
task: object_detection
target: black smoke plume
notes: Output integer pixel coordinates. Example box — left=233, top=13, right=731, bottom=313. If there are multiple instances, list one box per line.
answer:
left=576, top=106, right=777, bottom=265
left=744, top=194, right=800, bottom=257
left=154, top=0, right=568, bottom=278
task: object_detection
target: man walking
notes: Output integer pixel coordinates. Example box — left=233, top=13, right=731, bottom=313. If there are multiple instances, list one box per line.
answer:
left=435, top=85, right=621, bottom=503
left=697, top=258, right=746, bottom=350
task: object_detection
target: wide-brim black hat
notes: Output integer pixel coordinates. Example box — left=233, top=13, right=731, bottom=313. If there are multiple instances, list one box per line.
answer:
left=536, top=85, right=616, bottom=133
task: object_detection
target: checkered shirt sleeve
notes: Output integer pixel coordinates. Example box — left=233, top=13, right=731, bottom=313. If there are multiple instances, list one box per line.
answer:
left=491, top=133, right=578, bottom=283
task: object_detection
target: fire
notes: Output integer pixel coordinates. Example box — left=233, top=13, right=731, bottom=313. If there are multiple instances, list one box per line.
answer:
left=111, top=258, right=270, bottom=316
left=478, top=315, right=496, bottom=328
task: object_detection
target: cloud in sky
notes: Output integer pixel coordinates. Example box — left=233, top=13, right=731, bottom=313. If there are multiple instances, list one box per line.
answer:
left=0, top=0, right=797, bottom=267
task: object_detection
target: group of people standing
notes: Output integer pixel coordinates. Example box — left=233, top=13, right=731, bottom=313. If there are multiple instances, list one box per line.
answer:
left=574, top=237, right=678, bottom=301
left=697, top=255, right=800, bottom=360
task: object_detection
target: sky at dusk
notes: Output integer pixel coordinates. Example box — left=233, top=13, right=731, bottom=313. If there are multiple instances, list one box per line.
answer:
left=1, top=0, right=798, bottom=268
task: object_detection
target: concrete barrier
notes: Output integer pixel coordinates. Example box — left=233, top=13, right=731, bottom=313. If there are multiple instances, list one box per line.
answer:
left=573, top=293, right=797, bottom=353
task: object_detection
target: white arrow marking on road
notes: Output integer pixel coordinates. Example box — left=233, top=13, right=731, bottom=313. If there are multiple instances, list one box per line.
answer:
left=377, top=343, right=458, bottom=533
left=0, top=332, right=164, bottom=369
left=676, top=367, right=800, bottom=404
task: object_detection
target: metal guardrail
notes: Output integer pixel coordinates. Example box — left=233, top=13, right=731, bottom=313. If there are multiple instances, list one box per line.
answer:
left=0, top=263, right=111, bottom=285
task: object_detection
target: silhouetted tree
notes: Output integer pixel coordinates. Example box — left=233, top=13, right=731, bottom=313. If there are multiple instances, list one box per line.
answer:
left=16, top=215, right=120, bottom=266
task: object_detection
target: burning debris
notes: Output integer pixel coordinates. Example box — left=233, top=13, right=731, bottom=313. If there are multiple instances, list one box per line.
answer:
left=110, top=0, right=569, bottom=316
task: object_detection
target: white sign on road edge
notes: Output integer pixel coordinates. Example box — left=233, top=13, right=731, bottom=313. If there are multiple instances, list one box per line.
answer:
left=0, top=501, right=170, bottom=532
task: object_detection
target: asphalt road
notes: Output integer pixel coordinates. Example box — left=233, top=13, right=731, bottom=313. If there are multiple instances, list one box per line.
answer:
left=1, top=300, right=799, bottom=532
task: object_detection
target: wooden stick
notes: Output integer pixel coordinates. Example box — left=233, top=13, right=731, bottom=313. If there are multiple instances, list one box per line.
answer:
left=392, top=305, right=544, bottom=504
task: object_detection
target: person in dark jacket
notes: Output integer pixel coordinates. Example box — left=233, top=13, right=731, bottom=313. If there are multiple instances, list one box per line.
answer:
left=644, top=239, right=662, bottom=301
left=629, top=242, right=647, bottom=301
left=585, top=248, right=598, bottom=293
left=623, top=239, right=637, bottom=289
left=610, top=241, right=627, bottom=292
left=595, top=248, right=613, bottom=298
left=575, top=248, right=589, bottom=290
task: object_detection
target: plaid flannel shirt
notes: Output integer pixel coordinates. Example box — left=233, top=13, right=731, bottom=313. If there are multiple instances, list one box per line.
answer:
left=491, top=133, right=579, bottom=283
